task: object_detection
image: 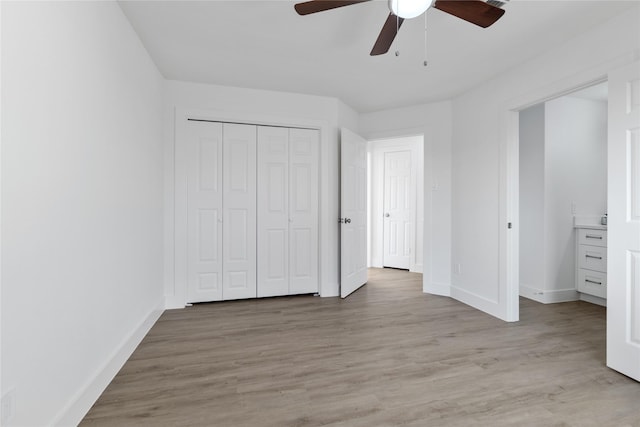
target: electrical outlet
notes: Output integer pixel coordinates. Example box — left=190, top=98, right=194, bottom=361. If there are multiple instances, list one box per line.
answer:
left=1, top=389, right=16, bottom=424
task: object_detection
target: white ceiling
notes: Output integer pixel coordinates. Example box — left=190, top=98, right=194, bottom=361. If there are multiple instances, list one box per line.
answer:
left=119, top=0, right=636, bottom=113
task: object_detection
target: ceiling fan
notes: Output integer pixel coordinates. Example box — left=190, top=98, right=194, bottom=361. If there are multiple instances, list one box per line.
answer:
left=294, top=0, right=506, bottom=56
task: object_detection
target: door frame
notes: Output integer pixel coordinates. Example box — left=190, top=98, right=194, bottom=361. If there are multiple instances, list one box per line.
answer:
left=169, top=107, right=328, bottom=308
left=501, top=53, right=637, bottom=322
left=367, top=136, right=424, bottom=273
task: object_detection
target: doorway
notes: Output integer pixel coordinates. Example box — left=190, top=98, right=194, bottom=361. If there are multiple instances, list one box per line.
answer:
left=367, top=135, right=424, bottom=274
left=518, top=82, right=608, bottom=306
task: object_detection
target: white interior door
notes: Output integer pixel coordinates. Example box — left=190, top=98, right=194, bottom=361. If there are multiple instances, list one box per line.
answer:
left=383, top=150, right=413, bottom=269
left=257, top=126, right=289, bottom=297
left=223, top=123, right=257, bottom=300
left=341, top=128, right=368, bottom=298
left=186, top=120, right=223, bottom=303
left=607, top=60, right=640, bottom=382
left=289, top=128, right=319, bottom=294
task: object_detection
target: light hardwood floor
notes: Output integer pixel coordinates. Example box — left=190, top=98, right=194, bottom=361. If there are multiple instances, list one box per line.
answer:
left=82, top=268, right=640, bottom=426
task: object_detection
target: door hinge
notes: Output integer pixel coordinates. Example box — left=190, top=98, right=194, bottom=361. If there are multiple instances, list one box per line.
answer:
left=508, top=222, right=512, bottom=229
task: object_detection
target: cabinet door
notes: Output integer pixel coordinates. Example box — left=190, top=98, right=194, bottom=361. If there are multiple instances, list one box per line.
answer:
left=289, top=128, right=319, bottom=294
left=223, top=123, right=257, bottom=300
left=257, top=127, right=290, bottom=297
left=186, top=120, right=224, bottom=303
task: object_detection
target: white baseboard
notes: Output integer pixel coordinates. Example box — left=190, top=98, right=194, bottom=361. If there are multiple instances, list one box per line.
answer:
left=424, top=281, right=450, bottom=297
left=53, top=300, right=164, bottom=426
left=410, top=264, right=423, bottom=274
left=580, top=293, right=607, bottom=307
left=320, top=290, right=339, bottom=297
left=449, top=285, right=505, bottom=319
left=165, top=295, right=186, bottom=309
left=520, top=284, right=579, bottom=304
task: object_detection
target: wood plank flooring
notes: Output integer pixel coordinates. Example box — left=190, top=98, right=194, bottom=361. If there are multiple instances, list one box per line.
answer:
left=82, top=268, right=640, bottom=426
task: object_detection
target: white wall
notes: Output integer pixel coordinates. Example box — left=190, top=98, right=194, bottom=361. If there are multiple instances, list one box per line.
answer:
left=451, top=6, right=639, bottom=320
left=519, top=104, right=546, bottom=296
left=1, top=2, right=165, bottom=425
left=544, top=96, right=607, bottom=296
left=359, top=102, right=452, bottom=295
left=163, top=80, right=351, bottom=305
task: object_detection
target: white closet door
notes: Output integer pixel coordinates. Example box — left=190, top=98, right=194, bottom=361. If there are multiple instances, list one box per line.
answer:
left=383, top=150, right=413, bottom=269
left=186, top=120, right=224, bottom=303
left=223, top=123, right=257, bottom=300
left=257, top=126, right=290, bottom=297
left=289, top=128, right=319, bottom=294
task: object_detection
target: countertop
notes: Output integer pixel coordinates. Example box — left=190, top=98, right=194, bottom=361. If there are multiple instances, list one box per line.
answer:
left=573, top=215, right=607, bottom=230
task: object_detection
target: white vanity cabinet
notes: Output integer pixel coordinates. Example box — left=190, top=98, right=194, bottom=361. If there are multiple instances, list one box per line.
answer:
left=575, top=227, right=607, bottom=300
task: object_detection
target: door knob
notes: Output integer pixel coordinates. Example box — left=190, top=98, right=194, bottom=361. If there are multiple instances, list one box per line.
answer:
left=345, top=218, right=351, bottom=224
left=385, top=213, right=390, bottom=217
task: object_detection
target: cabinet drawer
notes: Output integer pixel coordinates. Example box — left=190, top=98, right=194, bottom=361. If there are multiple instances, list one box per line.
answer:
left=578, top=228, right=607, bottom=247
left=578, top=244, right=607, bottom=272
left=577, top=269, right=607, bottom=299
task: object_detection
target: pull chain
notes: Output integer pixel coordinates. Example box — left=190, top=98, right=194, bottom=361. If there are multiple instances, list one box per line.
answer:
left=423, top=11, right=428, bottom=66
left=395, top=6, right=400, bottom=57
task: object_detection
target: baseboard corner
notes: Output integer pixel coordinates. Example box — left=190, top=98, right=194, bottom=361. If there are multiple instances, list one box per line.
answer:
left=424, top=281, right=451, bottom=297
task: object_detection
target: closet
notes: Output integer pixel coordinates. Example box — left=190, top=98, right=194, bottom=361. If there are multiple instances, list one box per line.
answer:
left=184, top=119, right=318, bottom=303
left=257, top=126, right=319, bottom=297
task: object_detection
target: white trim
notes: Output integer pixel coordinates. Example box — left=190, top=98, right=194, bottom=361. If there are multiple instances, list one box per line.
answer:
left=520, top=284, right=579, bottom=304
left=320, top=289, right=339, bottom=298
left=362, top=127, right=425, bottom=142
left=450, top=285, right=502, bottom=319
left=580, top=293, right=607, bottom=307
left=52, top=301, right=165, bottom=426
left=0, top=4, right=4, bottom=422
left=424, top=281, right=451, bottom=297
left=501, top=52, right=639, bottom=323
left=357, top=125, right=446, bottom=298
left=171, top=107, right=332, bottom=307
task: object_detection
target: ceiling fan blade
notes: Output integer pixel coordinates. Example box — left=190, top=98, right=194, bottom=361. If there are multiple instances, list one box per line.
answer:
left=370, top=13, right=404, bottom=56
left=434, top=0, right=505, bottom=28
left=294, top=0, right=371, bottom=16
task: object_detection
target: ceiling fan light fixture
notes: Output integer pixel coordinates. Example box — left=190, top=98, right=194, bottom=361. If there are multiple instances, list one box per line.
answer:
left=388, top=0, right=431, bottom=19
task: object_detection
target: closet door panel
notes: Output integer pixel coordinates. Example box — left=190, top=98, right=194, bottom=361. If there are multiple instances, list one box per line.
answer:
left=257, top=126, right=290, bottom=297
left=289, top=128, right=319, bottom=294
left=186, top=121, right=223, bottom=303
left=223, top=123, right=257, bottom=300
